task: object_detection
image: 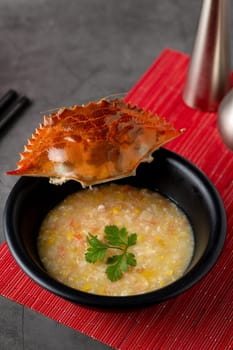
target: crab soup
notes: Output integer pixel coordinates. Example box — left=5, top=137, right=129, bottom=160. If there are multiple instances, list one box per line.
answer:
left=38, top=184, right=194, bottom=296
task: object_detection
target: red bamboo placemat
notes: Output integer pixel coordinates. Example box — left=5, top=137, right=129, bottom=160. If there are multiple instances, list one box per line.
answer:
left=0, top=49, right=232, bottom=350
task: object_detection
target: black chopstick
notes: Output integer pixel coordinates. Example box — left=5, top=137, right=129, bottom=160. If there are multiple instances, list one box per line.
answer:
left=0, top=91, right=31, bottom=131
left=0, top=89, right=18, bottom=113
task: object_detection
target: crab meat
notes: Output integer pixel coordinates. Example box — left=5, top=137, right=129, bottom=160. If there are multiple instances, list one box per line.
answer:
left=7, top=98, right=184, bottom=187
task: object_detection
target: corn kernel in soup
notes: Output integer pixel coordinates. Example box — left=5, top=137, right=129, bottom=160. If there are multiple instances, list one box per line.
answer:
left=38, top=184, right=194, bottom=296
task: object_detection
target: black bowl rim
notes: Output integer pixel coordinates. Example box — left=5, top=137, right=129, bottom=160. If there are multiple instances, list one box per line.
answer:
left=3, top=148, right=227, bottom=309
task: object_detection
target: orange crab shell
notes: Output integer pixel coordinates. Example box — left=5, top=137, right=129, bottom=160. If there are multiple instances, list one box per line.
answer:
left=7, top=98, right=184, bottom=187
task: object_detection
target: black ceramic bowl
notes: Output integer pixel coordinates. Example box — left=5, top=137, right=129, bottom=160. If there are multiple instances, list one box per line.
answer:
left=3, top=148, right=227, bottom=309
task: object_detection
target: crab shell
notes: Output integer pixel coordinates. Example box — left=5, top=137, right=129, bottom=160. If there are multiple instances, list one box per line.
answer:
left=7, top=98, right=184, bottom=187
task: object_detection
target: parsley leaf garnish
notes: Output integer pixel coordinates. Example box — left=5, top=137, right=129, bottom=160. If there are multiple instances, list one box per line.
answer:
left=85, top=234, right=108, bottom=262
left=85, top=225, right=137, bottom=281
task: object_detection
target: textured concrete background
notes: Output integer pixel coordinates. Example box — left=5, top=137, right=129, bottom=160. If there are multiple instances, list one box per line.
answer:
left=0, top=0, right=222, bottom=349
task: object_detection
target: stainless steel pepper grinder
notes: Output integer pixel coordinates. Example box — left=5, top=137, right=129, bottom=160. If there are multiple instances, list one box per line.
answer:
left=183, top=0, right=231, bottom=112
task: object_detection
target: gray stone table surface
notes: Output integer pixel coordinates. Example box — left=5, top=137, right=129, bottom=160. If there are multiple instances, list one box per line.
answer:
left=0, top=0, right=223, bottom=349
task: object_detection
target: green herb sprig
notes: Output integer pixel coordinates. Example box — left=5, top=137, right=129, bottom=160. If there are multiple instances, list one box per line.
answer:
left=85, top=225, right=137, bottom=281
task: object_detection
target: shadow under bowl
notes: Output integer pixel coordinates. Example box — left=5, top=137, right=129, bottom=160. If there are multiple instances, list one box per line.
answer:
left=3, top=148, right=227, bottom=309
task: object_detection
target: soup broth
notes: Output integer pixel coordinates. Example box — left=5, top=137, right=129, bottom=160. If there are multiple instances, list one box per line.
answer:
left=38, top=184, right=194, bottom=296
